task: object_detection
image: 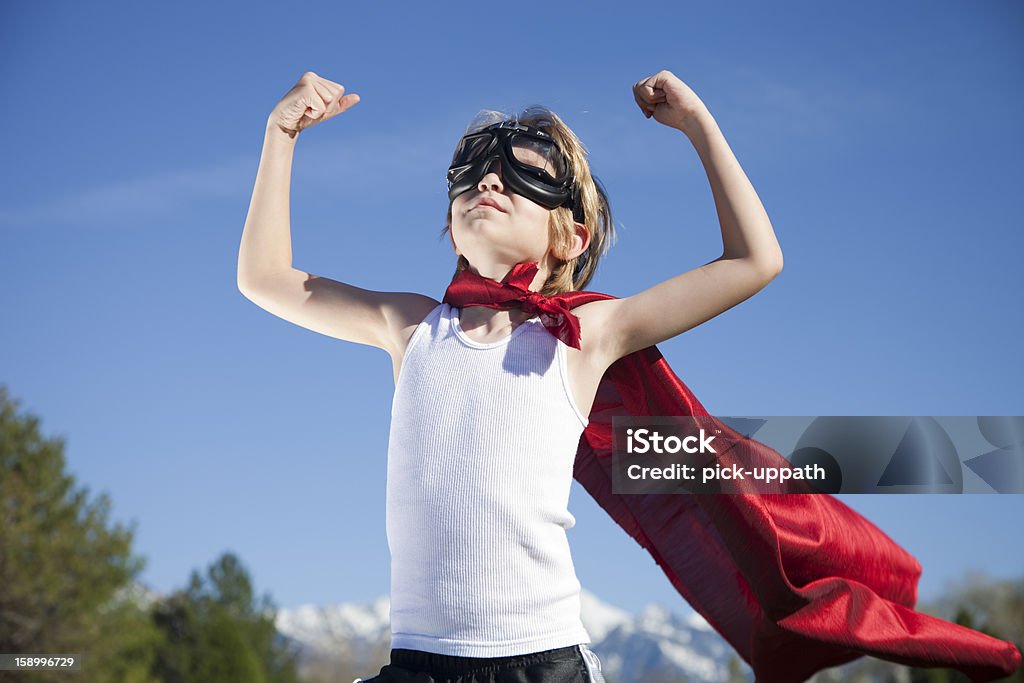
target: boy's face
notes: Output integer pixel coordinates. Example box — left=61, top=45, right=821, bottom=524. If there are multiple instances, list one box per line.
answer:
left=450, top=156, right=555, bottom=272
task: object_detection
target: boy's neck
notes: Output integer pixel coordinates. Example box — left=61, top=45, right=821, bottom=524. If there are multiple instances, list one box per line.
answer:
left=464, top=254, right=555, bottom=291
left=458, top=255, right=556, bottom=333
left=457, top=305, right=536, bottom=336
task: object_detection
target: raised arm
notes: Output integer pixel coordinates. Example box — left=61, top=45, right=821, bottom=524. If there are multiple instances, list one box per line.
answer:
left=237, top=72, right=439, bottom=357
left=583, top=70, right=784, bottom=364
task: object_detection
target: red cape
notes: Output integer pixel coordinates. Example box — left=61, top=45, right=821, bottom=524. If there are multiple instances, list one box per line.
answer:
left=557, top=289, right=1021, bottom=682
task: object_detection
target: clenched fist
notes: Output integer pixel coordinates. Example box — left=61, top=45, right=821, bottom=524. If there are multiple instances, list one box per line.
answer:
left=269, top=71, right=361, bottom=138
left=632, top=70, right=709, bottom=133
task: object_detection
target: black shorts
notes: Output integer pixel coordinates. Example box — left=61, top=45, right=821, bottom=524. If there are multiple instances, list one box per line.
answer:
left=353, top=643, right=606, bottom=683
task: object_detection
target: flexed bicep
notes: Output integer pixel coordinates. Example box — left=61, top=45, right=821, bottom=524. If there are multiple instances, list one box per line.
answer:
left=602, top=257, right=782, bottom=361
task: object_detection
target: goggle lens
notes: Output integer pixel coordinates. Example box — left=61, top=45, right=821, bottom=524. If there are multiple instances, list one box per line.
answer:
left=446, top=122, right=583, bottom=223
left=449, top=129, right=568, bottom=184
left=450, top=132, right=494, bottom=168
left=510, top=134, right=567, bottom=181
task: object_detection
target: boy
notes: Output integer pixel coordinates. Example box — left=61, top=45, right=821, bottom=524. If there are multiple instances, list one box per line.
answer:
left=238, top=71, right=1020, bottom=682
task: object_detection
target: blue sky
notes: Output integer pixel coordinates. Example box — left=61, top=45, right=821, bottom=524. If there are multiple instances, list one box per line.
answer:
left=1, top=1, right=1022, bottom=619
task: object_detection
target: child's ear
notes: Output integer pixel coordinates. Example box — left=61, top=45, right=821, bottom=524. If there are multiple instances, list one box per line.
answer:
left=568, top=221, right=591, bottom=260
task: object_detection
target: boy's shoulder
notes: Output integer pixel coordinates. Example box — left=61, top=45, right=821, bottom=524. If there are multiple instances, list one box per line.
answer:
left=382, top=292, right=441, bottom=356
left=389, top=293, right=442, bottom=327
left=569, top=297, right=634, bottom=367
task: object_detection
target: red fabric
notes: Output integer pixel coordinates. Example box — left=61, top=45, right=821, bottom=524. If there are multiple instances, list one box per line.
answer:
left=442, top=261, right=582, bottom=349
left=441, top=262, right=1023, bottom=683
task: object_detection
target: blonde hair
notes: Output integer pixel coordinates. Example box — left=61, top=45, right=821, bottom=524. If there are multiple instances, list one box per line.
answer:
left=440, top=105, right=617, bottom=296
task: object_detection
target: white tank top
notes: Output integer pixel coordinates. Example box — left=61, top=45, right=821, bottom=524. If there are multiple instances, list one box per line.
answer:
left=385, top=302, right=592, bottom=657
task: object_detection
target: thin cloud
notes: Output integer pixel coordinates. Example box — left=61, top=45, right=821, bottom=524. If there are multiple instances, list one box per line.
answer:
left=584, top=66, right=890, bottom=176
left=721, top=67, right=890, bottom=140
left=0, top=116, right=458, bottom=229
left=0, top=156, right=255, bottom=227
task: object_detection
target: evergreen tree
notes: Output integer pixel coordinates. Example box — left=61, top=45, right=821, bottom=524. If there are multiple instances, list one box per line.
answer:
left=151, top=552, right=301, bottom=683
left=0, top=384, right=159, bottom=683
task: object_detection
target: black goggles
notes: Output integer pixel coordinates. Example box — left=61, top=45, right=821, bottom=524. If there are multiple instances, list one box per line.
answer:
left=447, top=121, right=585, bottom=223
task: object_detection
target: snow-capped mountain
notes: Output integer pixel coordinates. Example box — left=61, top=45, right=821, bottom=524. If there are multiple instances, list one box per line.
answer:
left=275, top=588, right=753, bottom=683
left=591, top=601, right=738, bottom=682
left=276, top=594, right=391, bottom=652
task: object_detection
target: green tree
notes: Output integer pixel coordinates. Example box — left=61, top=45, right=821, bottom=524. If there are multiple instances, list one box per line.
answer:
left=0, top=384, right=160, bottom=683
left=151, top=552, right=301, bottom=683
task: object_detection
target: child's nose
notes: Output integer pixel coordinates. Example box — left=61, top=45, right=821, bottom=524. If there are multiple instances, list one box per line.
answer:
left=477, top=158, right=504, bottom=192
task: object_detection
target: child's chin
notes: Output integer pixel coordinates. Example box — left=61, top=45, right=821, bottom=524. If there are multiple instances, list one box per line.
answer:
left=463, top=217, right=507, bottom=230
